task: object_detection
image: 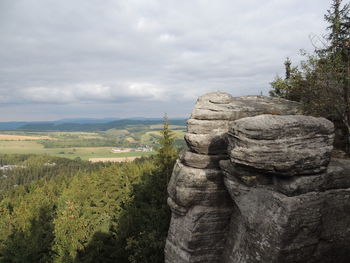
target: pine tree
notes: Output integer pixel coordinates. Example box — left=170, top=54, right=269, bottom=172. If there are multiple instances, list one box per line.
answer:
left=324, top=0, right=350, bottom=53
left=124, top=115, right=177, bottom=263
left=155, top=114, right=178, bottom=182
left=323, top=0, right=350, bottom=152
left=284, top=57, right=292, bottom=80
left=270, top=0, right=350, bottom=153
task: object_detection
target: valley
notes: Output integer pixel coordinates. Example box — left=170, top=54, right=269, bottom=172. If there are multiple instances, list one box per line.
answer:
left=0, top=120, right=186, bottom=160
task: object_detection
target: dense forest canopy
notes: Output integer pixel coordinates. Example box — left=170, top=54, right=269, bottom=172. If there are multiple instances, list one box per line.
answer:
left=0, top=118, right=178, bottom=262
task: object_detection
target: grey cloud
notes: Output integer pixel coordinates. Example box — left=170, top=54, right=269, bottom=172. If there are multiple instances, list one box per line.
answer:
left=0, top=0, right=331, bottom=120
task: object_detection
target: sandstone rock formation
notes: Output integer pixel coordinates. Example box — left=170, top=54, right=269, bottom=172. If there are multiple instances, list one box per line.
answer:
left=220, top=158, right=350, bottom=263
left=165, top=93, right=300, bottom=263
left=228, top=114, right=334, bottom=176
left=165, top=92, right=350, bottom=263
left=184, top=93, right=299, bottom=155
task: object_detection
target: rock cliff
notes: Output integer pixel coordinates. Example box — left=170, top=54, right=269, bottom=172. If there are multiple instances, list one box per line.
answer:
left=165, top=92, right=350, bottom=263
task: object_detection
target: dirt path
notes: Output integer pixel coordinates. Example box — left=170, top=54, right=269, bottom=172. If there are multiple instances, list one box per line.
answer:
left=0, top=134, right=53, bottom=140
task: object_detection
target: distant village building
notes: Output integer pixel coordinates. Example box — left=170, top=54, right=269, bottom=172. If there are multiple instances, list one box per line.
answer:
left=0, top=165, right=27, bottom=177
left=132, top=146, right=154, bottom=152
left=111, top=146, right=153, bottom=153
left=0, top=165, right=26, bottom=171
left=44, top=162, right=57, bottom=167
left=111, top=148, right=122, bottom=153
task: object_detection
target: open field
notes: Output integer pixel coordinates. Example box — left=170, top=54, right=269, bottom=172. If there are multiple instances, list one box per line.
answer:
left=0, top=124, right=185, bottom=161
left=0, top=134, right=53, bottom=141
left=0, top=140, right=155, bottom=160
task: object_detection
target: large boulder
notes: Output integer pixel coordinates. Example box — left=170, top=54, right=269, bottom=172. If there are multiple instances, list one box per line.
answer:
left=186, top=93, right=300, bottom=155
left=228, top=115, right=334, bottom=176
left=184, top=132, right=228, bottom=155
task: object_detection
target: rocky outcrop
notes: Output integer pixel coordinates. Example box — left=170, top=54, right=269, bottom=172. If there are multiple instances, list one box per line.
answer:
left=165, top=92, right=350, bottom=263
left=228, top=115, right=334, bottom=176
left=165, top=93, right=300, bottom=263
left=220, top=158, right=350, bottom=263
left=184, top=93, right=299, bottom=155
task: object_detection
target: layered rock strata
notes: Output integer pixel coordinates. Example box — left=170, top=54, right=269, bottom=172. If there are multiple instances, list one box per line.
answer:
left=165, top=91, right=350, bottom=263
left=165, top=93, right=300, bottom=262
left=221, top=115, right=350, bottom=263
left=228, top=114, right=334, bottom=176
left=185, top=93, right=299, bottom=155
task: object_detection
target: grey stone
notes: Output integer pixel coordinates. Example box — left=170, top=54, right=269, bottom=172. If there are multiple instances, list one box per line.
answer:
left=275, top=158, right=350, bottom=196
left=187, top=119, right=231, bottom=134
left=222, top=167, right=350, bottom=263
left=184, top=132, right=228, bottom=155
left=186, top=93, right=300, bottom=155
left=197, top=92, right=234, bottom=104
left=228, top=115, right=334, bottom=176
left=180, top=150, right=228, bottom=169
left=230, top=114, right=334, bottom=140
left=165, top=92, right=350, bottom=263
left=191, top=94, right=300, bottom=121
left=165, top=205, right=233, bottom=263
left=220, top=159, right=273, bottom=187
left=220, top=157, right=350, bottom=197
left=167, top=161, right=230, bottom=208
left=167, top=197, right=188, bottom=216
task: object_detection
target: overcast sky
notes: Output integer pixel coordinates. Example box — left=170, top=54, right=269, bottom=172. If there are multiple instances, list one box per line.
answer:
left=0, top=0, right=331, bottom=121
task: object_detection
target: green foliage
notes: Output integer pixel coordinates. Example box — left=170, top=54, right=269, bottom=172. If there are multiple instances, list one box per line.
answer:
left=0, top=154, right=108, bottom=191
left=39, top=138, right=117, bottom=148
left=269, top=57, right=305, bottom=101
left=52, top=160, right=155, bottom=262
left=155, top=115, right=179, bottom=180
left=0, top=182, right=62, bottom=262
left=119, top=115, right=178, bottom=263
left=270, top=0, right=350, bottom=153
left=0, top=115, right=178, bottom=262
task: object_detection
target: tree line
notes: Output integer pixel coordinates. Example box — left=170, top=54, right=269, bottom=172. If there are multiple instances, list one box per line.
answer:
left=270, top=0, right=350, bottom=154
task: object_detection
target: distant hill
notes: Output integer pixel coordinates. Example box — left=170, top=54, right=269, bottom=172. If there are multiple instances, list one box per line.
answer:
left=0, top=119, right=186, bottom=131
left=0, top=122, right=32, bottom=130
left=54, top=118, right=122, bottom=124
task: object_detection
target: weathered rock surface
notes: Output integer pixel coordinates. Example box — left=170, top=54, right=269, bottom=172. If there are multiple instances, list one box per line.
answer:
left=166, top=156, right=233, bottom=263
left=167, top=161, right=230, bottom=209
left=179, top=150, right=227, bottom=169
left=274, top=158, right=350, bottom=196
left=191, top=94, right=300, bottom=121
left=165, top=92, right=350, bottom=263
left=220, top=158, right=350, bottom=263
left=186, top=93, right=300, bottom=155
left=165, top=205, right=233, bottom=263
left=228, top=115, right=334, bottom=176
left=184, top=132, right=228, bottom=155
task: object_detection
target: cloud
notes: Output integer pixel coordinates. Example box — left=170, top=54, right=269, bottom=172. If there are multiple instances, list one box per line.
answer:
left=0, top=0, right=331, bottom=120
left=6, top=82, right=167, bottom=104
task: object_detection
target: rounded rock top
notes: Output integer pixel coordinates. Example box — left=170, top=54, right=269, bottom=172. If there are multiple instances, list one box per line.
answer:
left=228, top=114, right=335, bottom=176
left=230, top=114, right=334, bottom=140
left=197, top=92, right=233, bottom=104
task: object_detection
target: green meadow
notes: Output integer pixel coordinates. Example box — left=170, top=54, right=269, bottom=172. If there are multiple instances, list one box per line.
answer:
left=0, top=140, right=155, bottom=160
left=0, top=125, right=185, bottom=160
